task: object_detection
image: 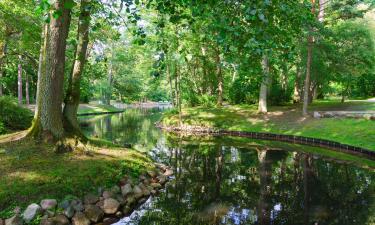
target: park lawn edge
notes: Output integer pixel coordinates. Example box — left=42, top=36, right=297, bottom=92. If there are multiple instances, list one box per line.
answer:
left=0, top=135, right=155, bottom=217
left=160, top=105, right=375, bottom=152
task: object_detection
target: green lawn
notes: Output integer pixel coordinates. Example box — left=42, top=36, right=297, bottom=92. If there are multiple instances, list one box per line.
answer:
left=0, top=137, right=154, bottom=216
left=77, top=104, right=123, bottom=115
left=161, top=100, right=375, bottom=151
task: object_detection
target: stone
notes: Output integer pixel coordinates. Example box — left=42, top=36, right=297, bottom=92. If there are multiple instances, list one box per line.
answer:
left=110, top=186, right=121, bottom=195
left=64, top=206, right=75, bottom=219
left=71, top=200, right=84, bottom=212
left=147, top=170, right=157, bottom=178
left=0, top=218, right=4, bottom=225
left=43, top=210, right=55, bottom=218
left=84, top=205, right=104, bottom=223
left=39, top=218, right=54, bottom=225
left=151, top=183, right=162, bottom=189
left=51, top=214, right=70, bottom=225
left=13, top=207, right=21, bottom=215
left=157, top=175, right=167, bottom=185
left=133, top=185, right=143, bottom=199
left=126, top=195, right=136, bottom=206
left=102, top=217, right=119, bottom=225
left=151, top=190, right=157, bottom=195
left=72, top=212, right=90, bottom=225
left=58, top=200, right=70, bottom=210
left=142, top=179, right=150, bottom=185
left=22, top=203, right=42, bottom=223
left=84, top=194, right=99, bottom=205
left=102, top=191, right=113, bottom=199
left=121, top=184, right=133, bottom=197
left=139, top=175, right=147, bottom=181
left=5, top=215, right=22, bottom=225
left=164, top=169, right=174, bottom=176
left=122, top=206, right=132, bottom=216
left=100, top=198, right=120, bottom=215
left=115, top=211, right=123, bottom=218
left=40, top=199, right=58, bottom=211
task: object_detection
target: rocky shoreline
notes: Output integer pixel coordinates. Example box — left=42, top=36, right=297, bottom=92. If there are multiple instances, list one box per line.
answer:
left=0, top=163, right=173, bottom=225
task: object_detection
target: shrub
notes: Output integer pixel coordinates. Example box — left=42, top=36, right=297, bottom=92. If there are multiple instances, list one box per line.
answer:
left=0, top=96, right=33, bottom=132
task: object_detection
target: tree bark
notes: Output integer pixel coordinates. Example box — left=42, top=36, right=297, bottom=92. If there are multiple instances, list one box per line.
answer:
left=293, top=66, right=302, bottom=103
left=106, top=44, right=114, bottom=105
left=0, top=42, right=6, bottom=96
left=17, top=56, right=23, bottom=104
left=63, top=0, right=91, bottom=135
left=258, top=55, right=270, bottom=113
left=29, top=0, right=72, bottom=142
left=25, top=71, right=30, bottom=105
left=215, top=48, right=223, bottom=106
left=303, top=0, right=316, bottom=116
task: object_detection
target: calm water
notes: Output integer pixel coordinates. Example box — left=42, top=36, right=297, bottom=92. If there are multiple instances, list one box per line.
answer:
left=79, top=108, right=375, bottom=225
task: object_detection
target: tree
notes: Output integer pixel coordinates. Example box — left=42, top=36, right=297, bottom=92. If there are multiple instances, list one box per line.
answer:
left=29, top=0, right=73, bottom=145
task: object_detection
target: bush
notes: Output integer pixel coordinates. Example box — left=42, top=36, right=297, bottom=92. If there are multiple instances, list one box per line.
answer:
left=0, top=96, right=33, bottom=132
left=198, top=94, right=217, bottom=107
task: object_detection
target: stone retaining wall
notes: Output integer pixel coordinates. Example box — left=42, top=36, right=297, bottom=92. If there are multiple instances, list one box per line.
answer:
left=157, top=124, right=375, bottom=159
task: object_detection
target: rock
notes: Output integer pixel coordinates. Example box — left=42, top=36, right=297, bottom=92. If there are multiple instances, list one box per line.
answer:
left=139, top=175, right=147, bottom=181
left=71, top=200, right=84, bottom=212
left=58, top=200, right=70, bottom=210
left=84, top=194, right=99, bottom=205
left=64, top=206, right=75, bottom=219
left=23, top=203, right=42, bottom=223
left=84, top=205, right=104, bottom=223
left=5, top=215, right=22, bottom=225
left=133, top=185, right=143, bottom=199
left=119, top=176, right=128, bottom=186
left=39, top=218, right=54, bottom=225
left=72, top=212, right=90, bottom=225
left=0, top=218, right=4, bottom=225
left=51, top=214, right=70, bottom=225
left=13, top=207, right=21, bottom=215
left=151, top=190, right=157, bottom=195
left=151, top=183, right=162, bottom=189
left=142, top=179, right=150, bottom=185
left=157, top=175, right=167, bottom=185
left=147, top=170, right=157, bottom=178
left=115, top=211, right=123, bottom=218
left=102, top=191, right=113, bottom=199
left=43, top=210, right=55, bottom=218
left=115, top=195, right=126, bottom=206
left=100, top=198, right=120, bottom=215
left=40, top=199, right=58, bottom=211
left=155, top=163, right=167, bottom=172
left=126, top=195, right=136, bottom=206
left=122, top=206, right=132, bottom=216
left=110, top=186, right=121, bottom=195
left=164, top=169, right=174, bottom=176
left=102, top=217, right=119, bottom=225
left=121, top=184, right=133, bottom=197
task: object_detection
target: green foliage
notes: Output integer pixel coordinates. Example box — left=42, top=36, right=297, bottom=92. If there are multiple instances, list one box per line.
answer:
left=0, top=96, right=33, bottom=132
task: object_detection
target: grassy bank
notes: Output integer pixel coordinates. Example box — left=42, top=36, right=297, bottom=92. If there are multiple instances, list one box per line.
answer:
left=0, top=136, right=154, bottom=216
left=161, top=100, right=375, bottom=151
left=77, top=104, right=123, bottom=115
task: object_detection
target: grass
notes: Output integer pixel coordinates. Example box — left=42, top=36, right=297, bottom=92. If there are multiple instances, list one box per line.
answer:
left=0, top=136, right=154, bottom=215
left=77, top=104, right=123, bottom=115
left=161, top=100, right=375, bottom=151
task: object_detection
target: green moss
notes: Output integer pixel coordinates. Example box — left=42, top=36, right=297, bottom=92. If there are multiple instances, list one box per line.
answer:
left=161, top=101, right=375, bottom=151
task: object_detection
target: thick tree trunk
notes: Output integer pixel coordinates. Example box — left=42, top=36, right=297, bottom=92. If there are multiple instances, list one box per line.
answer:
left=17, top=56, right=23, bottom=104
left=215, top=48, right=223, bottom=106
left=29, top=0, right=72, bottom=142
left=25, top=72, right=30, bottom=105
left=63, top=0, right=91, bottom=135
left=258, top=55, right=270, bottom=113
left=34, top=26, right=47, bottom=117
left=303, top=0, right=316, bottom=116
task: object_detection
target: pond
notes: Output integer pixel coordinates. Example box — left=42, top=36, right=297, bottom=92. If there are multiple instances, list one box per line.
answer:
left=79, top=108, right=375, bottom=225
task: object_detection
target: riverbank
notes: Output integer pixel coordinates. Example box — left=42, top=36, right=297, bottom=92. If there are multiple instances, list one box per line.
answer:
left=160, top=100, right=375, bottom=151
left=0, top=135, right=161, bottom=221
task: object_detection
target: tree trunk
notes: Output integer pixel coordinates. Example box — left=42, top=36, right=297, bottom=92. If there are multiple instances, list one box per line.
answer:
left=29, top=0, right=72, bottom=142
left=63, top=0, right=91, bottom=135
left=303, top=0, right=316, bottom=116
left=25, top=72, right=30, bottom=105
left=258, top=55, right=270, bottom=113
left=0, top=42, right=6, bottom=97
left=215, top=48, right=223, bottom=106
left=293, top=66, right=302, bottom=103
left=175, top=66, right=182, bottom=127
left=17, top=56, right=23, bottom=104
left=106, top=44, right=114, bottom=105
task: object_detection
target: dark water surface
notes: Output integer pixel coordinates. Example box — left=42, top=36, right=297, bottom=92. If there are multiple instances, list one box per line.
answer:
left=79, top=108, right=375, bottom=225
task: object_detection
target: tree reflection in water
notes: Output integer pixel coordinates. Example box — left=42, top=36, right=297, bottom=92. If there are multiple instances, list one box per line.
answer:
left=79, top=109, right=375, bottom=225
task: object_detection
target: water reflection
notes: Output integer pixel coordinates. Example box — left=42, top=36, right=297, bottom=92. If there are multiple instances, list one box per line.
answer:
left=79, top=108, right=375, bottom=225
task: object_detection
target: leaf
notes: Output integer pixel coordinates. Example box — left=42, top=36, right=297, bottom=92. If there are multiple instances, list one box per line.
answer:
left=64, top=0, right=76, bottom=10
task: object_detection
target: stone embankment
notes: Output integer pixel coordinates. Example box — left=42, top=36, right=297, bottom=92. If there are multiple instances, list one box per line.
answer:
left=0, top=163, right=173, bottom=225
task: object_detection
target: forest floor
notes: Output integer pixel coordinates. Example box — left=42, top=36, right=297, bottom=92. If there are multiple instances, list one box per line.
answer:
left=161, top=99, right=375, bottom=151
left=0, top=136, right=154, bottom=215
